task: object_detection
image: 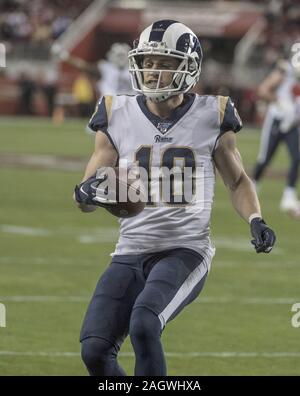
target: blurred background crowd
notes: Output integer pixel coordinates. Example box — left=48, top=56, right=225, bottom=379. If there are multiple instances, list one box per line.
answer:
left=0, top=0, right=90, bottom=47
left=0, top=0, right=300, bottom=124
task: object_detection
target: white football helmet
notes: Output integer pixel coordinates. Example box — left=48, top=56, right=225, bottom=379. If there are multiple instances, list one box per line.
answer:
left=107, top=43, right=131, bottom=69
left=128, top=20, right=203, bottom=102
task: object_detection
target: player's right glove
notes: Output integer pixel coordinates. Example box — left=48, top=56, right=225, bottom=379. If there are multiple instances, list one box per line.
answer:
left=74, top=173, right=117, bottom=207
left=250, top=217, right=276, bottom=253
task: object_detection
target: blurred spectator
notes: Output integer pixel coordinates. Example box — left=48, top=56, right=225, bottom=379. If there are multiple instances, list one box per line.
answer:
left=72, top=71, right=95, bottom=118
left=52, top=13, right=72, bottom=40
left=0, top=0, right=90, bottom=44
left=18, top=71, right=36, bottom=115
left=1, top=0, right=299, bottom=125
left=250, top=0, right=300, bottom=70
left=98, top=43, right=134, bottom=96
left=61, top=43, right=134, bottom=97
left=38, top=67, right=59, bottom=117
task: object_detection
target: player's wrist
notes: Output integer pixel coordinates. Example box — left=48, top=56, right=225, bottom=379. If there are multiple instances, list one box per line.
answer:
left=248, top=213, right=262, bottom=224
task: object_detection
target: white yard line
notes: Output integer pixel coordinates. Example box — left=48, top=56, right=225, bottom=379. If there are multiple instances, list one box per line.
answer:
left=0, top=296, right=88, bottom=302
left=196, top=297, right=300, bottom=305
left=213, top=237, right=283, bottom=255
left=0, top=257, right=99, bottom=265
left=0, top=295, right=298, bottom=305
left=0, top=225, right=285, bottom=253
left=0, top=225, right=118, bottom=243
left=0, top=225, right=51, bottom=236
left=212, top=260, right=298, bottom=268
left=0, top=351, right=299, bottom=358
left=0, top=256, right=296, bottom=268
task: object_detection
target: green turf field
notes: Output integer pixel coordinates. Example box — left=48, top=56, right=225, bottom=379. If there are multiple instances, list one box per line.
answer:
left=0, top=117, right=299, bottom=375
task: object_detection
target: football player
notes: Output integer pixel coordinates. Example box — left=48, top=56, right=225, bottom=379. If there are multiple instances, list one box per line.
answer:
left=60, top=42, right=134, bottom=96
left=74, top=20, right=276, bottom=376
left=253, top=58, right=300, bottom=218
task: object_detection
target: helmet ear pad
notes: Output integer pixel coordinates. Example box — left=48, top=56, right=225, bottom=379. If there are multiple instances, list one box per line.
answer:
left=172, top=59, right=187, bottom=89
left=185, top=52, right=201, bottom=87
left=172, top=55, right=199, bottom=90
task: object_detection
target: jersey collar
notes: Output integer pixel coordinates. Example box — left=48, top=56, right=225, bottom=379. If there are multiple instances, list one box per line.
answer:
left=136, top=93, right=196, bottom=135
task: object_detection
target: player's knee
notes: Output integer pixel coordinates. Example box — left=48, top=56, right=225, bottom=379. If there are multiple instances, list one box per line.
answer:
left=81, top=337, right=117, bottom=370
left=129, top=307, right=161, bottom=345
left=259, top=159, right=268, bottom=168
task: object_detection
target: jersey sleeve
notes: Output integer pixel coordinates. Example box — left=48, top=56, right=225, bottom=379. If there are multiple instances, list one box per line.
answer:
left=87, top=95, right=119, bottom=153
left=87, top=95, right=113, bottom=133
left=218, top=96, right=243, bottom=134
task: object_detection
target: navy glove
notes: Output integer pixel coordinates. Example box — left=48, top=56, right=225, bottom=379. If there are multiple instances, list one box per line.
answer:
left=74, top=173, right=117, bottom=207
left=250, top=217, right=276, bottom=253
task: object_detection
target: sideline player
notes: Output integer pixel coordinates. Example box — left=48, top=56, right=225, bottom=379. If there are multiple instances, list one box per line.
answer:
left=74, top=20, right=276, bottom=376
left=253, top=59, right=300, bottom=218
left=60, top=42, right=134, bottom=96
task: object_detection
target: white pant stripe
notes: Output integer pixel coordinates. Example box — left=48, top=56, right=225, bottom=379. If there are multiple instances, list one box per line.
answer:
left=158, top=258, right=208, bottom=329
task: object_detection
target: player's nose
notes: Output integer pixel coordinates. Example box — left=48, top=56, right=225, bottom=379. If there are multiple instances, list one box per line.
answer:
left=147, top=66, right=160, bottom=76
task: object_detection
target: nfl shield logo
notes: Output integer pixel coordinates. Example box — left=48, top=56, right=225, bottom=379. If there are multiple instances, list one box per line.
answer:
left=157, top=121, right=172, bottom=134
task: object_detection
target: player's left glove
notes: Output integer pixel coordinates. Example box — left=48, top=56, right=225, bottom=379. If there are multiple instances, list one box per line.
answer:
left=74, top=173, right=117, bottom=207
left=250, top=217, right=276, bottom=253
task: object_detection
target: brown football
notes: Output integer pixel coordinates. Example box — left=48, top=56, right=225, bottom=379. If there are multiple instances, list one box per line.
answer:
left=97, top=166, right=146, bottom=218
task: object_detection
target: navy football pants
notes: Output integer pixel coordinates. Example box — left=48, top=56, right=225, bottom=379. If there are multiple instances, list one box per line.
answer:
left=80, top=248, right=208, bottom=376
left=253, top=120, right=300, bottom=187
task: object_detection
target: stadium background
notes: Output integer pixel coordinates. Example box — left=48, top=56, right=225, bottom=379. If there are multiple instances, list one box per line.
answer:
left=0, top=0, right=299, bottom=375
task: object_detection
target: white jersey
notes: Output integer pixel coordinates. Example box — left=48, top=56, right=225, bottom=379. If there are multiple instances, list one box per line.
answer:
left=268, top=62, right=300, bottom=129
left=88, top=94, right=242, bottom=268
left=97, top=61, right=134, bottom=96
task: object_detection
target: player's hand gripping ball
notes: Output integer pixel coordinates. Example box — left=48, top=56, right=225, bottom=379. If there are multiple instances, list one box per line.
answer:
left=74, top=166, right=146, bottom=218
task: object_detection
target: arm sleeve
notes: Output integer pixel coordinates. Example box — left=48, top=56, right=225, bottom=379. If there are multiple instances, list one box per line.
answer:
left=219, top=96, right=243, bottom=134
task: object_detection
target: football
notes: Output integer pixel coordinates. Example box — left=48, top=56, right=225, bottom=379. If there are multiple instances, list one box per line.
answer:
left=95, top=166, right=146, bottom=218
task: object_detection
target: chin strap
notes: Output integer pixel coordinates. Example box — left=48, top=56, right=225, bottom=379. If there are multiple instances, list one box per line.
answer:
left=148, top=95, right=170, bottom=103
left=145, top=90, right=176, bottom=103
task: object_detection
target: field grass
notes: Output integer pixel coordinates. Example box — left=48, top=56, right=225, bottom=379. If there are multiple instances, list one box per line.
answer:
left=0, top=117, right=299, bottom=376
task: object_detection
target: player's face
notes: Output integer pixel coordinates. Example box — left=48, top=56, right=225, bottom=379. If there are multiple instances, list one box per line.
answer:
left=142, top=55, right=180, bottom=89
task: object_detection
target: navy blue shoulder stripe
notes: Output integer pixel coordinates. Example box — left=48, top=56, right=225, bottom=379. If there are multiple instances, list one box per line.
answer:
left=87, top=97, right=119, bottom=155
left=88, top=97, right=108, bottom=133
left=220, top=97, right=243, bottom=133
